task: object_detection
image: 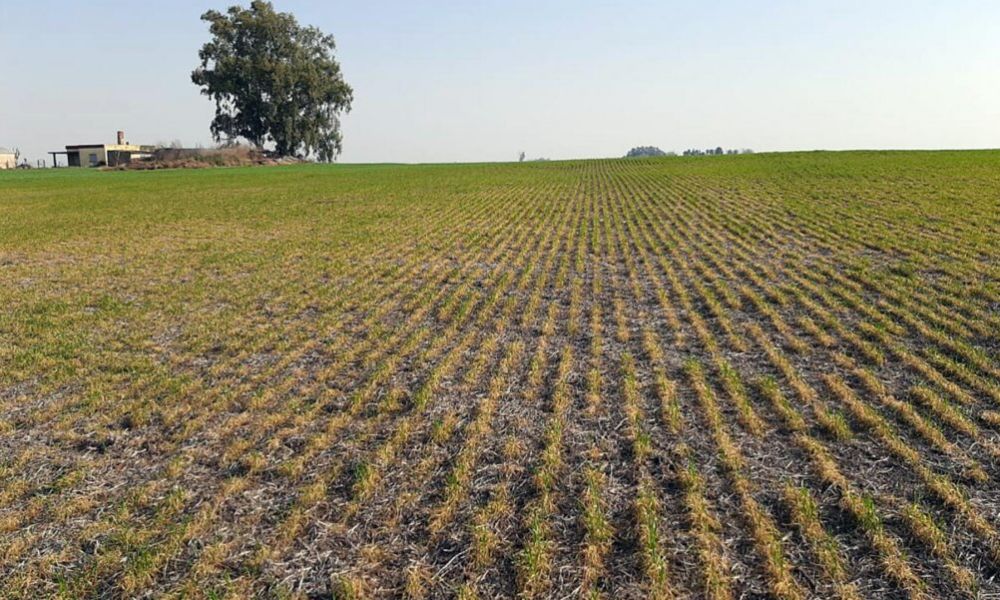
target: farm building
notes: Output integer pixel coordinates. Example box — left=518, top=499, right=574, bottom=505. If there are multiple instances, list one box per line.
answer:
left=0, top=147, right=16, bottom=169
left=50, top=131, right=154, bottom=167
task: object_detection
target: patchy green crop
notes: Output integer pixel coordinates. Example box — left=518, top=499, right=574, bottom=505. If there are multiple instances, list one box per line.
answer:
left=1, top=151, right=998, bottom=598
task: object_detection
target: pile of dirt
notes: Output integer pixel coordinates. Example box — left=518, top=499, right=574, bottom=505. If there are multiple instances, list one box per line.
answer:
left=111, top=146, right=304, bottom=170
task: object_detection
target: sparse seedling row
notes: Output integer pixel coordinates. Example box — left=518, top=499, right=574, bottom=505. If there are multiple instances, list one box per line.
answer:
left=3, top=153, right=998, bottom=598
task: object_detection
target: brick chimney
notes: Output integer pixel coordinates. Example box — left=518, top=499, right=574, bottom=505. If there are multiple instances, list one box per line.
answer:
left=117, top=131, right=125, bottom=145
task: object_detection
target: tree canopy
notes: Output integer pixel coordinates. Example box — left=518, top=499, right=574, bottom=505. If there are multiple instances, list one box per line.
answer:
left=191, top=1, right=353, bottom=161
left=625, top=146, right=668, bottom=158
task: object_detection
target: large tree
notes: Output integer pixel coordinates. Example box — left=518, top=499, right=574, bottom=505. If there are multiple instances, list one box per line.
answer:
left=192, top=1, right=353, bottom=161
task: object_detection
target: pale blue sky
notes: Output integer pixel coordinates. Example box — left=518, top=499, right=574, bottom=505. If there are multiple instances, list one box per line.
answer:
left=2, top=1, right=999, bottom=164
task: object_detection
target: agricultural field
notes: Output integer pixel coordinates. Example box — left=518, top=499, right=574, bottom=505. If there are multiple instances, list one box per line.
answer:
left=1, top=151, right=999, bottom=599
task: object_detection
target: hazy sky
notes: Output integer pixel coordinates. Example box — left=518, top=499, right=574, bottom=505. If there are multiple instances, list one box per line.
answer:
left=2, top=1, right=999, bottom=164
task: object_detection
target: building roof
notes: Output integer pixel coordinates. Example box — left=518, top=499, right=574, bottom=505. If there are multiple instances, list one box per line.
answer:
left=65, top=144, right=145, bottom=151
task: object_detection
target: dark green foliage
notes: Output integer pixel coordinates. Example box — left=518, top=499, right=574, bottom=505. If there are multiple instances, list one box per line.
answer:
left=625, top=146, right=668, bottom=158
left=191, top=1, right=353, bottom=161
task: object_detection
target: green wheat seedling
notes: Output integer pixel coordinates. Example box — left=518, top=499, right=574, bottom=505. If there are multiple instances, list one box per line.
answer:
left=3, top=152, right=999, bottom=597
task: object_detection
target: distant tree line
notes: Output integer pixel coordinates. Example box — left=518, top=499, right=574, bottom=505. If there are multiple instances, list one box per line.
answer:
left=624, top=146, right=754, bottom=158
left=625, top=146, right=676, bottom=158
left=682, top=147, right=753, bottom=156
